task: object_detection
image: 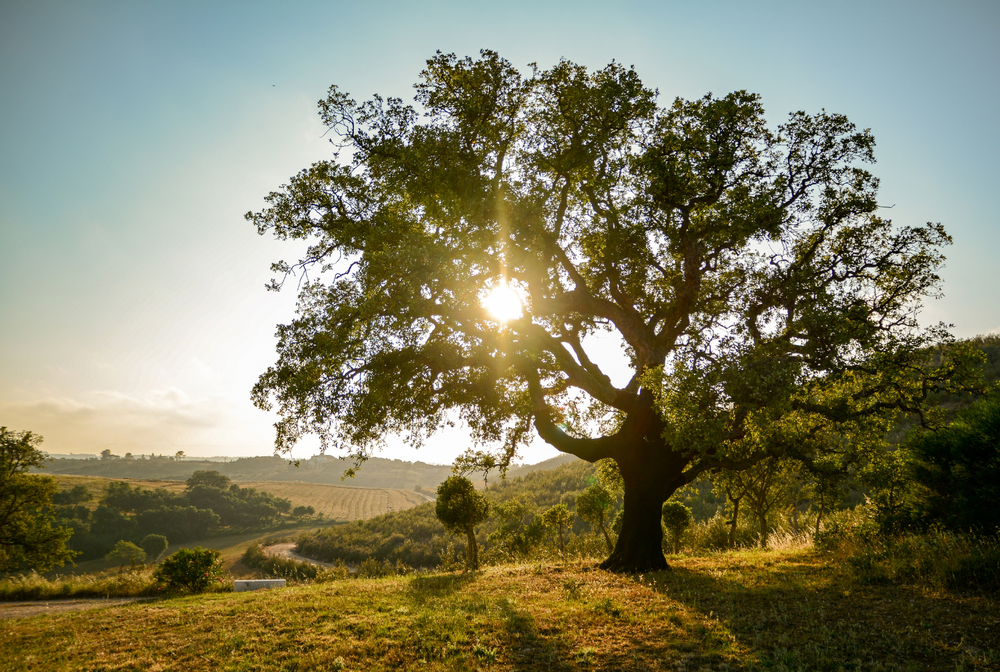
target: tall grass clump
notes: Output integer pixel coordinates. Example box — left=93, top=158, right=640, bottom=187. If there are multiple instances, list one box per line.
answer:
left=0, top=568, right=160, bottom=601
left=242, top=543, right=321, bottom=582
left=817, top=505, right=1000, bottom=590
left=241, top=544, right=356, bottom=582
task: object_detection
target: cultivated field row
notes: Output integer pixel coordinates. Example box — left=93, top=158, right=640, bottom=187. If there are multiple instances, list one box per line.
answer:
left=240, top=481, right=432, bottom=520
left=51, top=474, right=433, bottom=521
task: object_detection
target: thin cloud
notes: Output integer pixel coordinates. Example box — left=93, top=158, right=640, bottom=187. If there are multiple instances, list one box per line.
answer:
left=0, top=388, right=271, bottom=456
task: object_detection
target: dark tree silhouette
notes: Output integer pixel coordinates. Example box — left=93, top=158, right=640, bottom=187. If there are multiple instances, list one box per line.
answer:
left=250, top=51, right=976, bottom=571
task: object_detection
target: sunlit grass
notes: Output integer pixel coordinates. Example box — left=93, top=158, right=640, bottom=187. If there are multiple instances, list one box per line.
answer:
left=3, top=549, right=997, bottom=671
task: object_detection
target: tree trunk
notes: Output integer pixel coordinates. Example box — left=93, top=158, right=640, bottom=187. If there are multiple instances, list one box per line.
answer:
left=814, top=491, right=825, bottom=537
left=599, top=518, right=613, bottom=554
left=599, top=487, right=669, bottom=572
left=465, top=525, right=478, bottom=570
left=728, top=498, right=741, bottom=548
left=593, top=396, right=685, bottom=573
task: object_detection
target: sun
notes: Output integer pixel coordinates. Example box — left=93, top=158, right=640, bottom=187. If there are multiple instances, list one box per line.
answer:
left=483, top=283, right=523, bottom=323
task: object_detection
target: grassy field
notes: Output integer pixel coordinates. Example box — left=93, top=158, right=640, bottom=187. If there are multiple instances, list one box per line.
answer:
left=4, top=548, right=997, bottom=671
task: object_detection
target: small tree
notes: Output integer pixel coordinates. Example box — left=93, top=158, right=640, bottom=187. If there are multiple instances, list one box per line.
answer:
left=0, top=427, right=75, bottom=572
left=542, top=504, right=576, bottom=558
left=661, top=501, right=692, bottom=554
left=105, top=540, right=146, bottom=573
left=576, top=484, right=616, bottom=553
left=154, top=547, right=224, bottom=593
left=435, top=476, right=490, bottom=570
left=139, top=534, right=169, bottom=563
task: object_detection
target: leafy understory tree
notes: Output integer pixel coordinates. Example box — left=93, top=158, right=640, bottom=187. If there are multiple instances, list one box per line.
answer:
left=542, top=504, right=576, bottom=557
left=435, top=476, right=490, bottom=570
left=105, top=540, right=146, bottom=573
left=139, top=534, right=169, bottom=564
left=576, top=484, right=616, bottom=553
left=249, top=50, right=979, bottom=572
left=661, top=501, right=692, bottom=554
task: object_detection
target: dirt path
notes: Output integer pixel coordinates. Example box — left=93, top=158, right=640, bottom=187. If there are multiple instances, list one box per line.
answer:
left=0, top=597, right=154, bottom=620
left=263, top=543, right=355, bottom=572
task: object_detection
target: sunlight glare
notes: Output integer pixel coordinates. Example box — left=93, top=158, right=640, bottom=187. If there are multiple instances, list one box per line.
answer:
left=483, top=283, right=523, bottom=323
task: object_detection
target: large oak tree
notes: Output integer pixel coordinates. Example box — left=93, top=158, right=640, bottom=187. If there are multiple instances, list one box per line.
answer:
left=249, top=51, right=972, bottom=571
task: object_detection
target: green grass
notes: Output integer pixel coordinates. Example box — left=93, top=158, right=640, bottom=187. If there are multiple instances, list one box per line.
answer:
left=2, top=548, right=998, bottom=671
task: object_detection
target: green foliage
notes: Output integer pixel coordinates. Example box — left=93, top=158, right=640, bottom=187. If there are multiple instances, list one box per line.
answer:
left=0, top=427, right=75, bottom=572
left=436, top=476, right=490, bottom=569
left=661, top=501, right=692, bottom=553
left=153, top=547, right=225, bottom=593
left=63, top=468, right=297, bottom=562
left=541, top=504, right=575, bottom=557
left=103, top=480, right=182, bottom=513
left=139, top=534, right=169, bottom=563
left=576, top=484, right=615, bottom=553
left=485, top=498, right=545, bottom=561
left=186, top=470, right=232, bottom=491
left=248, top=50, right=967, bottom=573
left=105, top=540, right=146, bottom=569
left=292, top=505, right=315, bottom=517
left=906, top=395, right=1000, bottom=533
left=52, top=484, right=93, bottom=506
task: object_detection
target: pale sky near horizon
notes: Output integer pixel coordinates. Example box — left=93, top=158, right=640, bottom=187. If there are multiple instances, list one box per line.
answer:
left=2, top=1, right=998, bottom=465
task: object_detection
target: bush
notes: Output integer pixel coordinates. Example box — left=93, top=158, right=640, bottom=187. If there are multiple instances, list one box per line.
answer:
left=154, top=547, right=225, bottom=593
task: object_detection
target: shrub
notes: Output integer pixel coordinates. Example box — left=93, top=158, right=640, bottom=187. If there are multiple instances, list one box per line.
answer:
left=154, top=547, right=225, bottom=593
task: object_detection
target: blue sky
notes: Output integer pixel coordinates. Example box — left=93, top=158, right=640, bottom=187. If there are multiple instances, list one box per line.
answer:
left=1, top=0, right=997, bottom=464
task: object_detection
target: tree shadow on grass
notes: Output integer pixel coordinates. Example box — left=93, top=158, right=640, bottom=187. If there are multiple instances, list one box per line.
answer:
left=406, top=571, right=477, bottom=600
left=635, top=555, right=1000, bottom=671
left=495, top=597, right=575, bottom=671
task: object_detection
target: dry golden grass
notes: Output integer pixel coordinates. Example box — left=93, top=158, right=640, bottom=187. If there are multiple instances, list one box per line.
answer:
left=4, top=549, right=997, bottom=671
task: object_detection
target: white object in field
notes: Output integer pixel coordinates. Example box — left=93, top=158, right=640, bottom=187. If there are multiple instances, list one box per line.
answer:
left=234, top=579, right=286, bottom=592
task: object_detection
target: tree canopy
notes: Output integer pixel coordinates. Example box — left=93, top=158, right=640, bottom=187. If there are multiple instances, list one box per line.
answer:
left=249, top=51, right=975, bottom=571
left=0, top=427, right=75, bottom=572
left=435, top=475, right=490, bottom=569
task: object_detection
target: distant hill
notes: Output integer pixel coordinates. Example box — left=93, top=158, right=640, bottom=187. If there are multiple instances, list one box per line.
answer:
left=35, top=452, right=587, bottom=491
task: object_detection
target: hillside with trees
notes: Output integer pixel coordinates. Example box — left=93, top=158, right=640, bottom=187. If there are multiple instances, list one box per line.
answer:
left=50, top=471, right=297, bottom=561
